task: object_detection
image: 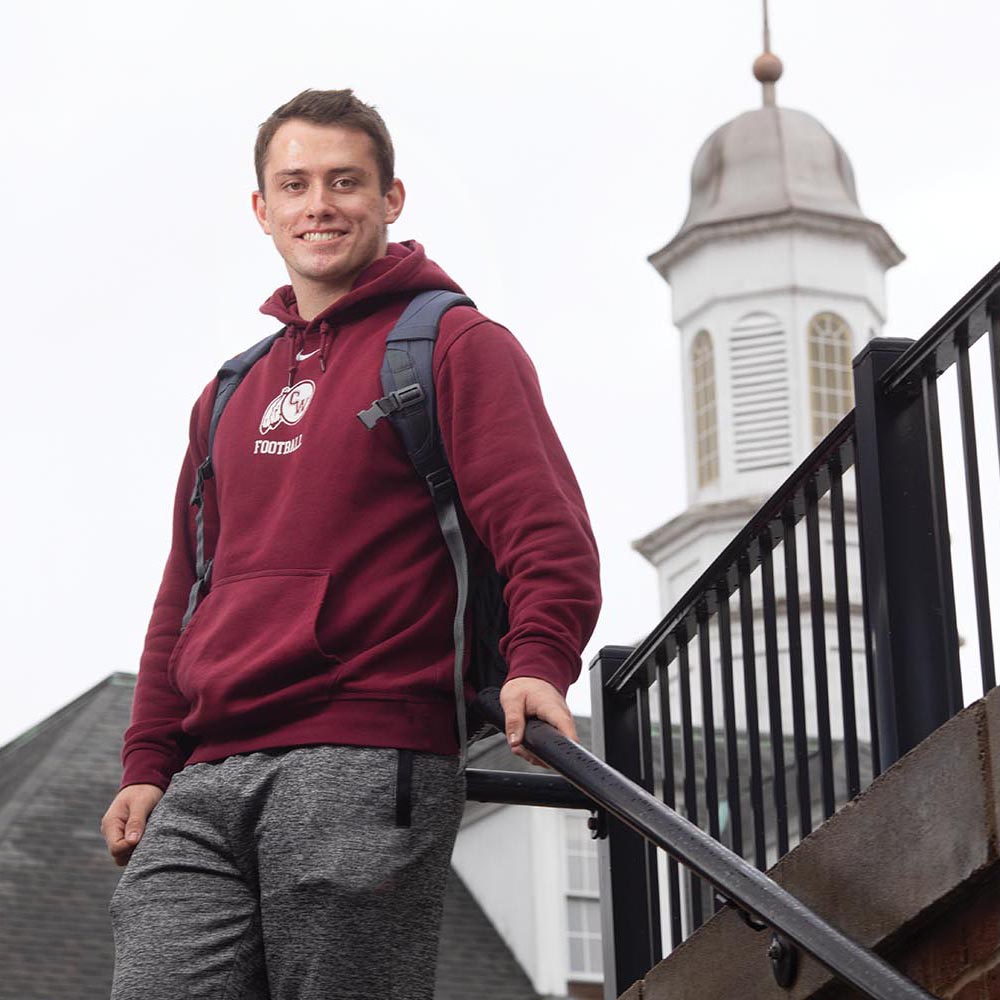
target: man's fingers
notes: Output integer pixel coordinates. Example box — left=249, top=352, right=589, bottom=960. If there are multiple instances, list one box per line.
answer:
left=110, top=839, right=136, bottom=867
left=511, top=744, right=545, bottom=767
left=100, top=810, right=124, bottom=842
left=100, top=804, right=126, bottom=851
left=124, top=814, right=146, bottom=846
left=101, top=804, right=135, bottom=866
left=101, top=784, right=164, bottom=866
left=534, top=702, right=577, bottom=743
left=500, top=677, right=578, bottom=770
left=503, top=693, right=527, bottom=749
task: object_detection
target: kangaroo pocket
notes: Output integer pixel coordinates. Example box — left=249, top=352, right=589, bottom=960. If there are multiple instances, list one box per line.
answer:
left=170, top=570, right=336, bottom=739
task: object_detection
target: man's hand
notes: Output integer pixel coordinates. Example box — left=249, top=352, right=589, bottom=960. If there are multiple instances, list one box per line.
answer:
left=101, top=784, right=164, bottom=867
left=500, top=676, right=577, bottom=767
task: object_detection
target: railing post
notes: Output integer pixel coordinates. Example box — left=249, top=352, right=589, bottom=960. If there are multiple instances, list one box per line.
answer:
left=852, top=338, right=962, bottom=768
left=590, top=645, right=662, bottom=1000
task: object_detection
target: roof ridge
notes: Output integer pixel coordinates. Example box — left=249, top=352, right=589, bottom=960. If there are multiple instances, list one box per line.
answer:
left=0, top=676, right=122, bottom=840
left=0, top=673, right=131, bottom=757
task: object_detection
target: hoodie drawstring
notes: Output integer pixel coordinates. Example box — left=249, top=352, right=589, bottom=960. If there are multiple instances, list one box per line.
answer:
left=287, top=322, right=334, bottom=384
left=287, top=327, right=305, bottom=387
left=319, top=321, right=333, bottom=372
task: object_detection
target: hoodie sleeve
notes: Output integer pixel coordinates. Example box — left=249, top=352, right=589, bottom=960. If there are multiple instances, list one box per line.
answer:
left=435, top=315, right=602, bottom=696
left=120, top=387, right=215, bottom=790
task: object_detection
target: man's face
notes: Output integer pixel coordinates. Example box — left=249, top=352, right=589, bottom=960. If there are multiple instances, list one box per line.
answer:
left=252, top=121, right=404, bottom=305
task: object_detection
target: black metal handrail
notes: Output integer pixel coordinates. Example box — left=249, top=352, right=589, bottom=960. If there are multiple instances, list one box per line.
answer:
left=880, top=259, right=1000, bottom=398
left=465, top=767, right=594, bottom=810
left=474, top=689, right=936, bottom=1000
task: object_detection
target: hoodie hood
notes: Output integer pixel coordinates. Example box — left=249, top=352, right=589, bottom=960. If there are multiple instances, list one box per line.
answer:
left=259, top=240, right=465, bottom=331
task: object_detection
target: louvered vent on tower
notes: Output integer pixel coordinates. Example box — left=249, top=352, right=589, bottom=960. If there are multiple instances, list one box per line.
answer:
left=730, top=312, right=792, bottom=473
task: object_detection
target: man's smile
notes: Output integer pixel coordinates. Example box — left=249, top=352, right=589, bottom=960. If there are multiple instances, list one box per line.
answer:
left=300, top=230, right=347, bottom=242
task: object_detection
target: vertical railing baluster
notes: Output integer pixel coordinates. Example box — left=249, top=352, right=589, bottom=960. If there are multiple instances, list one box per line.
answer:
left=829, top=456, right=861, bottom=798
left=920, top=371, right=965, bottom=713
left=590, top=646, right=662, bottom=1000
left=760, top=527, right=789, bottom=857
left=990, top=300, right=1000, bottom=696
left=738, top=561, right=767, bottom=869
left=864, top=610, right=882, bottom=780
left=716, top=583, right=743, bottom=860
left=676, top=629, right=703, bottom=929
left=805, top=478, right=836, bottom=819
left=656, top=647, right=683, bottom=951
left=854, top=426, right=883, bottom=781
left=782, top=507, right=813, bottom=838
left=955, top=321, right=996, bottom=692
left=697, top=607, right=721, bottom=900
left=990, top=302, right=1000, bottom=494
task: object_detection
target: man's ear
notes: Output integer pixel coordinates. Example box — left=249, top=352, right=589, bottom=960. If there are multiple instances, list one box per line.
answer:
left=252, top=190, right=271, bottom=235
left=384, top=179, right=405, bottom=225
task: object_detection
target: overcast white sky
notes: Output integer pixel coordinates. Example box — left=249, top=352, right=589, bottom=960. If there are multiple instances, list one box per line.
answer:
left=2, top=0, right=999, bottom=747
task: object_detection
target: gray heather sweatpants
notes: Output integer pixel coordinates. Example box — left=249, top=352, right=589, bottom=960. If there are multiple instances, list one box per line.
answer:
left=109, top=746, right=465, bottom=1000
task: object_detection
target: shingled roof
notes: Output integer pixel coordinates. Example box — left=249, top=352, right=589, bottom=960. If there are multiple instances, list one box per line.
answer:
left=0, top=674, right=541, bottom=1000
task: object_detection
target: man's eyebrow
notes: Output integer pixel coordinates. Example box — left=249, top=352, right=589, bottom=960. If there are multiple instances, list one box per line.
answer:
left=272, top=166, right=365, bottom=178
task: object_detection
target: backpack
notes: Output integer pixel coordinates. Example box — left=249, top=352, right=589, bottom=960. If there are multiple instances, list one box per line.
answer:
left=182, top=290, right=509, bottom=752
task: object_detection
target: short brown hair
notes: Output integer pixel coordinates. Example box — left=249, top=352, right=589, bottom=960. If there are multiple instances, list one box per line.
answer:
left=254, top=89, right=395, bottom=194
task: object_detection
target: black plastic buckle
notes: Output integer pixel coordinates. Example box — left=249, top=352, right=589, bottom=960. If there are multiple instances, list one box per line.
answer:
left=189, top=458, right=213, bottom=508
left=425, top=467, right=456, bottom=499
left=392, top=383, right=425, bottom=409
left=357, top=383, right=426, bottom=430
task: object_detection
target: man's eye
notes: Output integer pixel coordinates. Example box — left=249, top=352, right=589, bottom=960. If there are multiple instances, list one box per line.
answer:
left=283, top=181, right=305, bottom=192
left=333, top=178, right=356, bottom=189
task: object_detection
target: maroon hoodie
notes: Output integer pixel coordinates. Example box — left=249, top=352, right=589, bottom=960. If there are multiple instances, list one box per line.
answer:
left=122, top=242, right=601, bottom=790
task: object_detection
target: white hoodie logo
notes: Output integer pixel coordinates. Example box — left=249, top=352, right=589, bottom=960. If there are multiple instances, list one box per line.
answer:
left=260, top=380, right=316, bottom=434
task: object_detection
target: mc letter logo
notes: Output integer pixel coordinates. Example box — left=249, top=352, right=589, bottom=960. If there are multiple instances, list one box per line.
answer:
left=260, top=380, right=316, bottom=434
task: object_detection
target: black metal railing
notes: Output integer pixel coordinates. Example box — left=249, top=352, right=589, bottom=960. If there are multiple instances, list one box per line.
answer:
left=471, top=689, right=936, bottom=1000
left=586, top=260, right=1000, bottom=993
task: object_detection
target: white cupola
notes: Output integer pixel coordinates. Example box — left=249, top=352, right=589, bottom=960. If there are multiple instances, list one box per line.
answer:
left=648, top=50, right=903, bottom=511
left=636, top=33, right=903, bottom=612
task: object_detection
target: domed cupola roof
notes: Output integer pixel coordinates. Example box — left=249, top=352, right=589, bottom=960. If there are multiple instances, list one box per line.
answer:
left=650, top=38, right=903, bottom=276
left=683, top=106, right=865, bottom=231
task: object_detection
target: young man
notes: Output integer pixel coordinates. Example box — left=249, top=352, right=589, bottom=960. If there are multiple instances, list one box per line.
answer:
left=101, top=89, right=601, bottom=1000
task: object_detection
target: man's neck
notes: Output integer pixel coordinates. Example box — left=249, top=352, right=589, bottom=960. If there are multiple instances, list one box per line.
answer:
left=293, top=281, right=350, bottom=322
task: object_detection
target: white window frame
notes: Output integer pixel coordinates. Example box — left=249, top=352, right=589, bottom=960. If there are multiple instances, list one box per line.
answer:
left=692, top=330, right=719, bottom=487
left=564, top=810, right=603, bottom=982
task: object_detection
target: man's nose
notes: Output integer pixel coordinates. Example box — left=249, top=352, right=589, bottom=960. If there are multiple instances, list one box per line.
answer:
left=306, top=185, right=335, bottom=218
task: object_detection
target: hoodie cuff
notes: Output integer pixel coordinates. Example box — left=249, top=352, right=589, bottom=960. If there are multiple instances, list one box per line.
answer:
left=120, top=748, right=185, bottom=793
left=504, top=640, right=581, bottom=698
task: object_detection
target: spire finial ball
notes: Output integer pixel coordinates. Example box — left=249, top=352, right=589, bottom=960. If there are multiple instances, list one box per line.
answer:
left=753, top=51, right=783, bottom=84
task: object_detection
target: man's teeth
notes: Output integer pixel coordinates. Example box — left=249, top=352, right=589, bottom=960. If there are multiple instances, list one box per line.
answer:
left=302, top=232, right=343, bottom=242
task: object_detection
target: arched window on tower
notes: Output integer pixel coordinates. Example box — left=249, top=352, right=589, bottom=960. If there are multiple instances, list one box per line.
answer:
left=808, top=312, right=854, bottom=444
left=692, top=331, right=719, bottom=487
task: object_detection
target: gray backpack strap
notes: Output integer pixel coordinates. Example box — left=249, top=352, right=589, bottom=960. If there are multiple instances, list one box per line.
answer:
left=356, top=291, right=476, bottom=763
left=182, top=330, right=284, bottom=629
